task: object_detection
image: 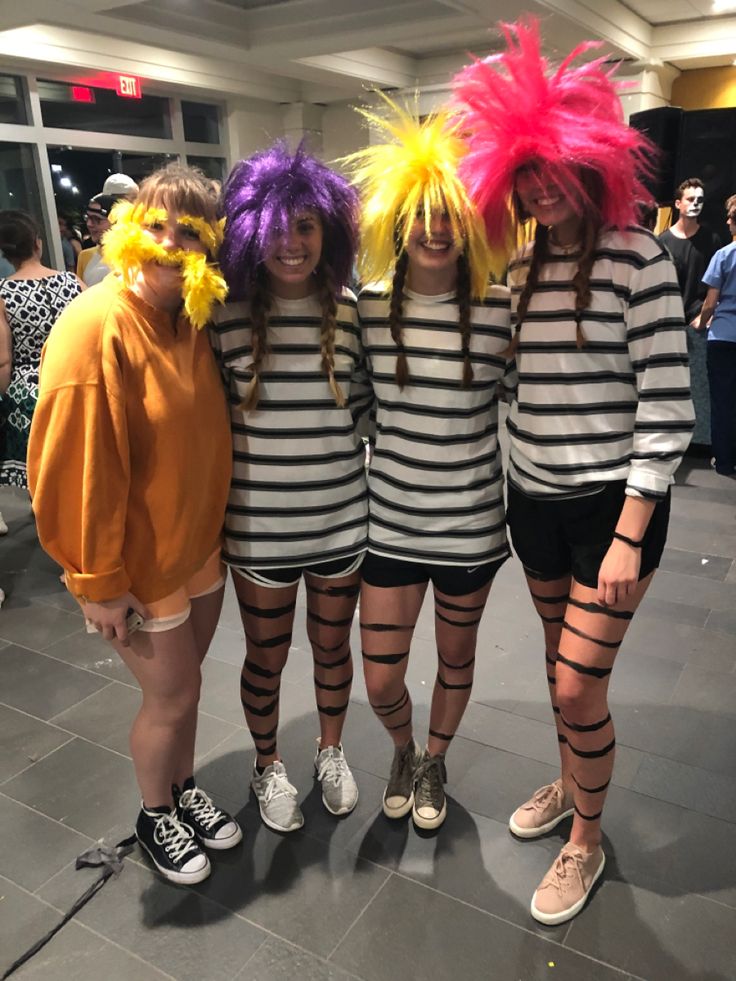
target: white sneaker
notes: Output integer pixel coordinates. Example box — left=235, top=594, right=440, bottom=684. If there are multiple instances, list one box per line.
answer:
left=0, top=512, right=7, bottom=535
left=251, top=760, right=304, bottom=832
left=314, top=742, right=359, bottom=816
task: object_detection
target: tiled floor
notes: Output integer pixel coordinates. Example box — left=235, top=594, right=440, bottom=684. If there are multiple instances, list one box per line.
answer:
left=1, top=455, right=735, bottom=981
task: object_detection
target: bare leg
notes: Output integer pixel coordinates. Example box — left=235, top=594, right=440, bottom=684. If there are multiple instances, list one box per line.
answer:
left=304, top=569, right=361, bottom=748
left=360, top=580, right=427, bottom=747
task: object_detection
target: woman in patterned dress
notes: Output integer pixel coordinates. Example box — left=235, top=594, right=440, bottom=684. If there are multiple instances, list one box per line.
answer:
left=0, top=210, right=84, bottom=490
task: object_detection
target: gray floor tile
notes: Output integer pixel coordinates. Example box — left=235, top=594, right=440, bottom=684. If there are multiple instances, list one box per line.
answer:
left=565, top=873, right=736, bottom=980
left=42, top=628, right=138, bottom=685
left=37, top=857, right=266, bottom=981
left=199, top=656, right=249, bottom=726
left=235, top=938, right=360, bottom=980
left=666, top=521, right=736, bottom=560
left=2, top=738, right=140, bottom=839
left=631, top=754, right=736, bottom=824
left=647, top=569, right=736, bottom=613
left=670, top=663, right=736, bottom=718
left=0, top=601, right=85, bottom=649
left=705, top=608, right=736, bottom=637
left=49, top=682, right=238, bottom=763
left=205, top=623, right=247, bottom=667
left=619, top=617, right=736, bottom=672
left=0, top=877, right=171, bottom=981
left=0, top=704, right=72, bottom=783
left=659, top=547, right=733, bottom=581
left=637, top=595, right=709, bottom=628
left=188, top=824, right=390, bottom=959
left=331, top=873, right=628, bottom=981
left=0, top=645, right=111, bottom=721
left=0, top=794, right=92, bottom=891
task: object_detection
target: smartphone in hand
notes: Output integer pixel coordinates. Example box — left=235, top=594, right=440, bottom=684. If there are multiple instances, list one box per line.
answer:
left=125, top=609, right=145, bottom=634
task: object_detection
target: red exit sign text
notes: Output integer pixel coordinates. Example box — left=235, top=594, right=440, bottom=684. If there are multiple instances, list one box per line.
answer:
left=116, top=75, right=142, bottom=99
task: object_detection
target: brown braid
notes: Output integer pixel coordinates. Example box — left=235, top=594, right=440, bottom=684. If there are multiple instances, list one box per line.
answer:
left=571, top=213, right=602, bottom=348
left=506, top=221, right=550, bottom=358
left=456, top=253, right=474, bottom=388
left=240, top=269, right=272, bottom=411
left=389, top=251, right=410, bottom=389
left=315, top=264, right=346, bottom=407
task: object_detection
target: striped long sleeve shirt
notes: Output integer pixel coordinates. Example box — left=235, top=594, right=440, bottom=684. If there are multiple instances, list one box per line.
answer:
left=506, top=227, right=695, bottom=499
left=358, top=284, right=513, bottom=566
left=208, top=291, right=371, bottom=568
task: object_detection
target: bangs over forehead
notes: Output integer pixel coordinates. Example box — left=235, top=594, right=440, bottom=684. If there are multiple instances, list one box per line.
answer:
left=136, top=163, right=219, bottom=224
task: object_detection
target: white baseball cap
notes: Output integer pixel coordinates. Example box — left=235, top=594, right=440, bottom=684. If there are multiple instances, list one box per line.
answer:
left=102, top=173, right=139, bottom=196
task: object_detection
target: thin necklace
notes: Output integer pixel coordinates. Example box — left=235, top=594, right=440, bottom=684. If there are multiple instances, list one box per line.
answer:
left=548, top=230, right=580, bottom=253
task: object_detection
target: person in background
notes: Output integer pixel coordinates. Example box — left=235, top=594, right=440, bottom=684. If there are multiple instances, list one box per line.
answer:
left=77, top=173, right=139, bottom=286
left=659, top=178, right=721, bottom=449
left=28, top=164, right=240, bottom=886
left=345, top=96, right=512, bottom=832
left=0, top=210, right=83, bottom=491
left=58, top=214, right=82, bottom=272
left=210, top=143, right=368, bottom=834
left=695, top=196, right=736, bottom=476
left=454, top=18, right=694, bottom=925
left=636, top=200, right=658, bottom=233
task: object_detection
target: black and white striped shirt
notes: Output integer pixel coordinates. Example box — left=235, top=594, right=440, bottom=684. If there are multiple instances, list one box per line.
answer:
left=507, top=227, right=695, bottom=499
left=358, top=284, right=513, bottom=566
left=209, top=292, right=371, bottom=568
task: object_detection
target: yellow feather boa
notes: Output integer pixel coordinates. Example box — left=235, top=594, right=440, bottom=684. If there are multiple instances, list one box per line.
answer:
left=101, top=202, right=227, bottom=328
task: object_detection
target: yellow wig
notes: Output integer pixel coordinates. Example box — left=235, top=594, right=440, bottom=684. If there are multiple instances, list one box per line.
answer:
left=102, top=202, right=227, bottom=329
left=342, top=93, right=502, bottom=298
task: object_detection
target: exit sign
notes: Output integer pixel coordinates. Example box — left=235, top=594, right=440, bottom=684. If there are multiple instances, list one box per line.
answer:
left=116, top=74, right=142, bottom=99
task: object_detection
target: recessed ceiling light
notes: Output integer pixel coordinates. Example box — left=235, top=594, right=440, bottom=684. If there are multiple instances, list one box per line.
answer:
left=713, top=1, right=736, bottom=13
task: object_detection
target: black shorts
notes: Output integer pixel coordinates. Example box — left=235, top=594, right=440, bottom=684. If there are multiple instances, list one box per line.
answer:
left=361, top=551, right=508, bottom=596
left=506, top=481, right=670, bottom=588
left=233, top=551, right=364, bottom=588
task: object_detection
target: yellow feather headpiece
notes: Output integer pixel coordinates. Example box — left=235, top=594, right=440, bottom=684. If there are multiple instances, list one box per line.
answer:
left=101, top=201, right=227, bottom=329
left=342, top=93, right=503, bottom=298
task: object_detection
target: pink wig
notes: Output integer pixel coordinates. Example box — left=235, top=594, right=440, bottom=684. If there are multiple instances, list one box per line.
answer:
left=452, top=18, right=657, bottom=248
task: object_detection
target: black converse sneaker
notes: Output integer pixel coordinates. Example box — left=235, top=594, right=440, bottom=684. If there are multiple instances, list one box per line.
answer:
left=135, top=804, right=211, bottom=884
left=412, top=751, right=448, bottom=830
left=173, top=778, right=243, bottom=850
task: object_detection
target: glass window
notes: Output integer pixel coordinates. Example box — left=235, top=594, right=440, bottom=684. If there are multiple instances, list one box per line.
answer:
left=182, top=101, right=220, bottom=144
left=0, top=142, right=49, bottom=266
left=0, top=74, right=27, bottom=125
left=187, top=155, right=226, bottom=181
left=38, top=80, right=171, bottom=139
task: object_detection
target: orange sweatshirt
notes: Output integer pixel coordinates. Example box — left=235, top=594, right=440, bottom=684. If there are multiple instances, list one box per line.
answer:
left=28, top=277, right=232, bottom=604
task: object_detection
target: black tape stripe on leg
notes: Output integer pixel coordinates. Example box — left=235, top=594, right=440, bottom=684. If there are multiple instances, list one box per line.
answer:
left=244, top=660, right=283, bottom=679
left=249, top=724, right=277, bottom=741
left=371, top=688, right=408, bottom=712
left=530, top=592, right=569, bottom=605
left=314, top=652, right=351, bottom=670
left=306, top=582, right=360, bottom=598
left=360, top=622, right=413, bottom=632
left=374, top=690, right=410, bottom=717
left=435, top=596, right=485, bottom=613
left=436, top=611, right=482, bottom=628
left=308, top=610, right=354, bottom=628
left=560, top=712, right=611, bottom=733
left=240, top=676, right=280, bottom=698
left=239, top=599, right=296, bottom=619
left=567, top=597, right=633, bottom=620
left=436, top=674, right=473, bottom=690
left=547, top=675, right=557, bottom=685
left=540, top=613, right=565, bottom=624
left=558, top=733, right=567, bottom=744
left=574, top=804, right=603, bottom=821
left=562, top=621, right=622, bottom=650
left=556, top=651, right=613, bottom=678
left=546, top=654, right=556, bottom=666
left=241, top=697, right=279, bottom=717
left=567, top=737, right=616, bottom=759
left=317, top=701, right=349, bottom=716
left=314, top=675, right=353, bottom=692
left=438, top=651, right=475, bottom=670
left=525, top=568, right=570, bottom=583
left=428, top=728, right=454, bottom=741
left=552, top=705, right=561, bottom=715
left=362, top=649, right=410, bottom=664
left=386, top=718, right=412, bottom=730
left=312, top=639, right=349, bottom=656
left=245, top=629, right=292, bottom=650
left=254, top=741, right=277, bottom=757
left=572, top=774, right=611, bottom=794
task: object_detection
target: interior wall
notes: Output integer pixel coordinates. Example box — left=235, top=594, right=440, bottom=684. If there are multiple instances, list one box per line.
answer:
left=671, top=67, right=736, bottom=110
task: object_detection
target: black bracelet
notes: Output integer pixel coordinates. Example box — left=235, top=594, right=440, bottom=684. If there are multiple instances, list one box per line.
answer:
left=613, top=531, right=643, bottom=549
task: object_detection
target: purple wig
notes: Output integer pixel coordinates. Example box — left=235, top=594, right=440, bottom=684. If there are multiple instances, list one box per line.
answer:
left=220, top=140, right=359, bottom=300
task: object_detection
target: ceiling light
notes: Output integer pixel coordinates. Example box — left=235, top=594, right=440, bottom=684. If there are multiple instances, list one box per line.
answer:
left=713, top=1, right=736, bottom=13
left=59, top=176, right=71, bottom=188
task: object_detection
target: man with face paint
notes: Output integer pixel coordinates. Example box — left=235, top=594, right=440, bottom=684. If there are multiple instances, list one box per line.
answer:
left=660, top=179, right=722, bottom=446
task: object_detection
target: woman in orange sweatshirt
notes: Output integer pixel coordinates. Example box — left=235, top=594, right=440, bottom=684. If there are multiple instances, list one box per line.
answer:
left=28, top=163, right=241, bottom=885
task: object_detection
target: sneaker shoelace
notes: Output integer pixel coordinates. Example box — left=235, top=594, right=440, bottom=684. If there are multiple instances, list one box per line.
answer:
left=530, top=781, right=563, bottom=812
left=414, top=755, right=447, bottom=807
left=179, top=787, right=224, bottom=831
left=316, top=748, right=350, bottom=787
left=543, top=845, right=586, bottom=897
left=262, top=765, right=299, bottom=804
left=389, top=742, right=415, bottom=787
left=153, top=813, right=200, bottom=863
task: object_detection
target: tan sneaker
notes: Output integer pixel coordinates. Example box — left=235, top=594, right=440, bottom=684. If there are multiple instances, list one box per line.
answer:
left=509, top=778, right=574, bottom=838
left=531, top=842, right=605, bottom=925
